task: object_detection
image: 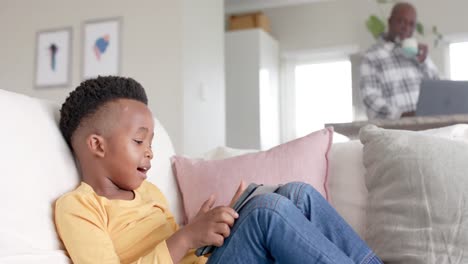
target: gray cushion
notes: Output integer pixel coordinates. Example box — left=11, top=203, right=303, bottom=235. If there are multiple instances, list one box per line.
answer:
left=360, top=125, right=468, bottom=264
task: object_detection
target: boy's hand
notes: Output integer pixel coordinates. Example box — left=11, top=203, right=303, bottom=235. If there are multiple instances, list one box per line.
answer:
left=229, top=180, right=247, bottom=207
left=183, top=195, right=239, bottom=249
left=167, top=182, right=246, bottom=262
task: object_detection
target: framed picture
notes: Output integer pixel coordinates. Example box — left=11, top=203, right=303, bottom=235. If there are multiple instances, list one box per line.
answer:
left=82, top=17, right=122, bottom=79
left=34, top=28, right=72, bottom=88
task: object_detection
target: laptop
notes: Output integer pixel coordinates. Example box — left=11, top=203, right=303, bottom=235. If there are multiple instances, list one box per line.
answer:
left=416, top=80, right=468, bottom=116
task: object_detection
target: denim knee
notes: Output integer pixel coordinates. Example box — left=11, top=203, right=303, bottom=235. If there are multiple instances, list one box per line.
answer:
left=239, top=192, right=293, bottom=217
left=276, top=182, right=322, bottom=201
left=243, top=193, right=282, bottom=210
left=279, top=181, right=305, bottom=192
left=208, top=193, right=302, bottom=264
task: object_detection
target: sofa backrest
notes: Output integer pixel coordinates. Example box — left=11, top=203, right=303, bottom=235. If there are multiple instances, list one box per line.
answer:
left=0, top=89, right=181, bottom=256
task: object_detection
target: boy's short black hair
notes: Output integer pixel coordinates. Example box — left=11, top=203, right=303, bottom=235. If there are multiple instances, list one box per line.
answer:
left=59, top=76, right=148, bottom=148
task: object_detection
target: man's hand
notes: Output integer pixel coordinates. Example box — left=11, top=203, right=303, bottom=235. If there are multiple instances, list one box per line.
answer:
left=416, top=43, right=428, bottom=63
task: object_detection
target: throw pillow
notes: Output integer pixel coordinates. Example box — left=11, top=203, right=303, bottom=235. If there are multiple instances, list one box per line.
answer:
left=172, top=128, right=333, bottom=223
left=360, top=125, right=468, bottom=263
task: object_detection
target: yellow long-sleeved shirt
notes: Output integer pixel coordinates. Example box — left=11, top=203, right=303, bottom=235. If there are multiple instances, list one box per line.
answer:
left=55, top=181, right=207, bottom=264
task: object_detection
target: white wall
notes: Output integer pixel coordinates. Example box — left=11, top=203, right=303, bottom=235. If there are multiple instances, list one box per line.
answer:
left=265, top=0, right=369, bottom=53
left=225, top=29, right=279, bottom=150
left=264, top=0, right=468, bottom=74
left=0, top=0, right=225, bottom=155
left=225, top=30, right=261, bottom=149
left=259, top=31, right=280, bottom=149
left=182, top=0, right=226, bottom=156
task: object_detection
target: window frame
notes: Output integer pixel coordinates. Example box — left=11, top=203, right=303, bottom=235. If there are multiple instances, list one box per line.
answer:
left=280, top=45, right=358, bottom=143
left=443, top=33, right=468, bottom=80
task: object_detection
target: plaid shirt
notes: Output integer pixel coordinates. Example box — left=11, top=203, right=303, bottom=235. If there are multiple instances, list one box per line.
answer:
left=360, top=38, right=439, bottom=119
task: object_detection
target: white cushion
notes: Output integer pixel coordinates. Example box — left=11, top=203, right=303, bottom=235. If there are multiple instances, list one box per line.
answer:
left=332, top=132, right=350, bottom=143
left=0, top=89, right=79, bottom=256
left=145, top=119, right=182, bottom=224
left=327, top=140, right=367, bottom=238
left=360, top=125, right=468, bottom=263
left=0, top=89, right=180, bottom=261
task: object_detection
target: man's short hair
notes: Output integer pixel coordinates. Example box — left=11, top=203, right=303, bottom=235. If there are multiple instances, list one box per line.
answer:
left=59, top=76, right=148, bottom=148
left=390, top=2, right=416, bottom=19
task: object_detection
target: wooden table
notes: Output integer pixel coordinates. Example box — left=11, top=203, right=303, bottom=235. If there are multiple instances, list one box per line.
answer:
left=326, top=114, right=468, bottom=139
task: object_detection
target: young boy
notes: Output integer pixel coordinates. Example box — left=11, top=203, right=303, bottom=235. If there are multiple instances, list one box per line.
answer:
left=55, top=76, right=383, bottom=264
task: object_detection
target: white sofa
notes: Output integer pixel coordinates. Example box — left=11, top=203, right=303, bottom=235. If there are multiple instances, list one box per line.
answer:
left=2, top=88, right=468, bottom=263
left=0, top=89, right=176, bottom=264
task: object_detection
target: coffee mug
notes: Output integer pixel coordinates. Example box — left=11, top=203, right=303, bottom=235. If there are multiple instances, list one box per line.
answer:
left=401, top=38, right=419, bottom=57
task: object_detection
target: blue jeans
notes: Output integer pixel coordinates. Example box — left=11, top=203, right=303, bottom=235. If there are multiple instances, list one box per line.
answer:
left=206, top=182, right=382, bottom=264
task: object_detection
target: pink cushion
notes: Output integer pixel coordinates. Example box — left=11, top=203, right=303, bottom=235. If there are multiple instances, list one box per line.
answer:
left=172, top=128, right=333, bottom=224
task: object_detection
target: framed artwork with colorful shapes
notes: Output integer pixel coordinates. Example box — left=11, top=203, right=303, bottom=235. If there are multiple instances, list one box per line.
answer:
left=34, top=27, right=72, bottom=88
left=82, top=17, right=121, bottom=79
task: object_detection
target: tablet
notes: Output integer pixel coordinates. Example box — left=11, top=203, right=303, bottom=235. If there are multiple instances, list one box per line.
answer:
left=195, top=183, right=281, bottom=257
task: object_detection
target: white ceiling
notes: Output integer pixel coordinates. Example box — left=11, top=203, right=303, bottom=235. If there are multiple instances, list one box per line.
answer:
left=225, top=0, right=329, bottom=14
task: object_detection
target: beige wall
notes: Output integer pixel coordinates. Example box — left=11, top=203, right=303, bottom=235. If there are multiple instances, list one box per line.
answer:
left=264, top=0, right=468, bottom=74
left=182, top=0, right=226, bottom=156
left=0, top=0, right=183, bottom=150
left=0, top=0, right=226, bottom=155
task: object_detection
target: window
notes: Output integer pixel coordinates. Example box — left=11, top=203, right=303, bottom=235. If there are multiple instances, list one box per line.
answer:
left=294, top=60, right=353, bottom=138
left=259, top=69, right=280, bottom=149
left=449, top=42, right=468, bottom=81
left=280, top=47, right=357, bottom=143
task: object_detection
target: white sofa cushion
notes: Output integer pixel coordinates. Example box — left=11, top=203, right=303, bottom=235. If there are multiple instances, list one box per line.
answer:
left=145, top=118, right=182, bottom=224
left=360, top=125, right=468, bottom=263
left=0, top=89, right=180, bottom=262
left=0, top=89, right=79, bottom=255
left=327, top=140, right=367, bottom=238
